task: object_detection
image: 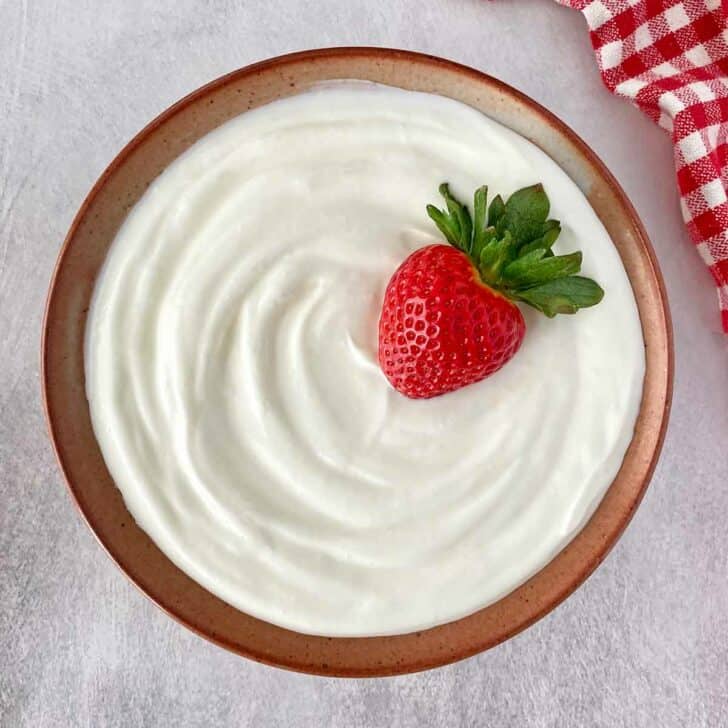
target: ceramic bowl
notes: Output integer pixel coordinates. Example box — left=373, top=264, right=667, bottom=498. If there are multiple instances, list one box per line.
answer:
left=42, top=48, right=672, bottom=676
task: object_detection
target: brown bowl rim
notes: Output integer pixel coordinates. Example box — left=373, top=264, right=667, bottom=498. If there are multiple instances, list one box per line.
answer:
left=42, top=47, right=673, bottom=677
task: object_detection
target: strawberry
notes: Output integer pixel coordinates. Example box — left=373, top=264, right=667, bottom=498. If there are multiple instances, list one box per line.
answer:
left=378, top=183, right=604, bottom=398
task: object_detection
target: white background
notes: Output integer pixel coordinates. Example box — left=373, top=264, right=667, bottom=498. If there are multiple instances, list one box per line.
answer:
left=1, top=1, right=727, bottom=726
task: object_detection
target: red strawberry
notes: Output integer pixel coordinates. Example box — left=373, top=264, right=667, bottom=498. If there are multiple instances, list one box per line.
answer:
left=379, top=245, right=525, bottom=398
left=378, top=183, right=604, bottom=399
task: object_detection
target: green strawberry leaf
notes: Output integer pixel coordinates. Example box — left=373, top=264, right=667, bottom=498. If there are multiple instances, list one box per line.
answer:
left=515, top=276, right=604, bottom=317
left=501, top=248, right=548, bottom=282
left=472, top=225, right=496, bottom=262
left=487, top=194, right=505, bottom=228
left=439, top=183, right=472, bottom=254
left=472, top=186, right=488, bottom=251
left=503, top=251, right=582, bottom=288
left=518, top=223, right=561, bottom=257
left=496, top=184, right=550, bottom=246
left=479, top=231, right=516, bottom=285
left=426, top=204, right=461, bottom=248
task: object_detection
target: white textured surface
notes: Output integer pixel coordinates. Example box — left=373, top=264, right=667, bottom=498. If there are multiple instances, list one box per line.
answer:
left=85, top=84, right=644, bottom=637
left=1, top=1, right=727, bottom=725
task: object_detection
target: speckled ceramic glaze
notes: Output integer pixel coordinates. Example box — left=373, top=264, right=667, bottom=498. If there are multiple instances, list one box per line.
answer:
left=42, top=48, right=672, bottom=676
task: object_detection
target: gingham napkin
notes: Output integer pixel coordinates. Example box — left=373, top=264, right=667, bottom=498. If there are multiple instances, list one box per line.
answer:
left=557, top=0, right=728, bottom=331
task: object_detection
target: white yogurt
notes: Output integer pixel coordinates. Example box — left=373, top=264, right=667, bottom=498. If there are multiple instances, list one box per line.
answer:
left=85, top=84, right=645, bottom=636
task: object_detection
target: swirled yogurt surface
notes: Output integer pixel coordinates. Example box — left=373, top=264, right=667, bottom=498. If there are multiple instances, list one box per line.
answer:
left=85, top=83, right=645, bottom=636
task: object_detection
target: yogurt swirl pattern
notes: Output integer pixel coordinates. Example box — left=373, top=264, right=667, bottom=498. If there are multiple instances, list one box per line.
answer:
left=86, top=84, right=645, bottom=636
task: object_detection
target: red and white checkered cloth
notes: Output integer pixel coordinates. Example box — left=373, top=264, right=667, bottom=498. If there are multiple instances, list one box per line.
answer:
left=557, top=0, right=728, bottom=331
